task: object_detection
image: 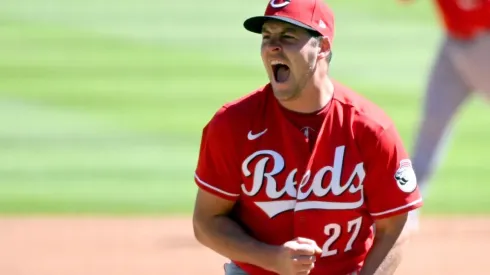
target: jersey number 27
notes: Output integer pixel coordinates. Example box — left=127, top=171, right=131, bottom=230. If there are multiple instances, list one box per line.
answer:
left=322, top=216, right=363, bottom=257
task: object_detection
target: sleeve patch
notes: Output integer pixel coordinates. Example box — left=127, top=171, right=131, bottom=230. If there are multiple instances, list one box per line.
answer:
left=394, top=159, right=417, bottom=193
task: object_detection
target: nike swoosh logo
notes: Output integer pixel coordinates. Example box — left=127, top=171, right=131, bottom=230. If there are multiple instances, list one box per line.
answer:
left=247, top=129, right=268, bottom=140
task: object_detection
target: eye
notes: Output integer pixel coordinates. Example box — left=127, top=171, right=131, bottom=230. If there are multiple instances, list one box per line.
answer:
left=282, top=34, right=296, bottom=40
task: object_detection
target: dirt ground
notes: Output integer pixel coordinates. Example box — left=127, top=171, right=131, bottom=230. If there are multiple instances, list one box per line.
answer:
left=0, top=216, right=488, bottom=275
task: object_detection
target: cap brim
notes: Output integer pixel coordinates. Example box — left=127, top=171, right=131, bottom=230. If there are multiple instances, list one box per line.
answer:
left=243, top=15, right=318, bottom=35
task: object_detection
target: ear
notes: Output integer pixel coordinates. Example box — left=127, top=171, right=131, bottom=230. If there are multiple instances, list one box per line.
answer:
left=317, top=36, right=331, bottom=60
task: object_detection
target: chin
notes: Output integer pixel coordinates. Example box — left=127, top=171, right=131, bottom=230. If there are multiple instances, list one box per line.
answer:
left=272, top=88, right=296, bottom=101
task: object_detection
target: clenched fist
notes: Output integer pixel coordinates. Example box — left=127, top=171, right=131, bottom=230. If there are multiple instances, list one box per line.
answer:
left=272, top=237, right=323, bottom=275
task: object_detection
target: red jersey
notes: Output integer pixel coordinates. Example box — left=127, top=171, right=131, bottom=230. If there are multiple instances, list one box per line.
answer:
left=194, top=81, right=423, bottom=275
left=435, top=0, right=490, bottom=39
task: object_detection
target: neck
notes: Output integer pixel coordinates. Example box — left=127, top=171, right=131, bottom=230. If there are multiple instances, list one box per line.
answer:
left=279, top=76, right=334, bottom=114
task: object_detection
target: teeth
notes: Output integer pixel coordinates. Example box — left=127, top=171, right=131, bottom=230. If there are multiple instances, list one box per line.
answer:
left=271, top=60, right=285, bottom=65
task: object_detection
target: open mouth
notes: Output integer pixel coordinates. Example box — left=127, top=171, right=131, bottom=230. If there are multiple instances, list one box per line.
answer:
left=271, top=61, right=290, bottom=83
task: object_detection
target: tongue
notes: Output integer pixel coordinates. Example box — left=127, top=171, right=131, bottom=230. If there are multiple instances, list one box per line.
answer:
left=276, top=66, right=290, bottom=83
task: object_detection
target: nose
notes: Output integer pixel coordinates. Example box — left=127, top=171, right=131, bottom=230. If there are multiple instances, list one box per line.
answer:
left=264, top=38, right=282, bottom=53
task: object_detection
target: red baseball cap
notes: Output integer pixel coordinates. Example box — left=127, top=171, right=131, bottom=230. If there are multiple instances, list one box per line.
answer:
left=243, top=0, right=335, bottom=43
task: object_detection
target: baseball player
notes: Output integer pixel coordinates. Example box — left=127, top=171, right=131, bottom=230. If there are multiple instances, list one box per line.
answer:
left=400, top=0, right=490, bottom=221
left=192, top=0, right=423, bottom=274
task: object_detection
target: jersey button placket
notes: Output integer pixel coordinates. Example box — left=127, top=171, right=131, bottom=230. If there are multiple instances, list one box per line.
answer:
left=293, top=168, right=309, bottom=239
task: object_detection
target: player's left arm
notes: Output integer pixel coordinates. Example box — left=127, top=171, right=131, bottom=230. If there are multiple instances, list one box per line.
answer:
left=358, top=121, right=423, bottom=275
left=359, top=213, right=409, bottom=275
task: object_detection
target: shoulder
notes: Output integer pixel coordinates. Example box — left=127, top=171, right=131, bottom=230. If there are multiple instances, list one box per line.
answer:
left=203, top=84, right=271, bottom=134
left=331, top=80, right=395, bottom=139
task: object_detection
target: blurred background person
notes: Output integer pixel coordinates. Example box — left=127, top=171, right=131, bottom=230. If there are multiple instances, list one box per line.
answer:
left=401, top=0, right=490, bottom=201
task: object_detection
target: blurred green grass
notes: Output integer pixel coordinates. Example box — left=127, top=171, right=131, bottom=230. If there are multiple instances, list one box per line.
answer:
left=0, top=0, right=488, bottom=215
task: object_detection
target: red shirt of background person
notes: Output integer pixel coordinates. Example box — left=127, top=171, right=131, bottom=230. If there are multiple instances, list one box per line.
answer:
left=401, top=0, right=490, bottom=39
left=192, top=1, right=423, bottom=275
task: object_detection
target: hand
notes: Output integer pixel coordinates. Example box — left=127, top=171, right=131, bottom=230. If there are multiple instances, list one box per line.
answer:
left=272, top=237, right=322, bottom=275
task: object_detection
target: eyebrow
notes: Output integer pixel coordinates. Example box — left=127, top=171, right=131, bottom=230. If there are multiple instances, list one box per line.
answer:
left=261, top=26, right=299, bottom=34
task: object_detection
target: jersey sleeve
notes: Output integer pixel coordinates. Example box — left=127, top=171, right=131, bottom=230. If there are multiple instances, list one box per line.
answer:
left=194, top=107, right=242, bottom=201
left=361, top=123, right=423, bottom=220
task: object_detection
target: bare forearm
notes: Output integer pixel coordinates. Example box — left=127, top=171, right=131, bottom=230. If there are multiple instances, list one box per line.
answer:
left=359, top=234, right=404, bottom=275
left=193, top=215, right=279, bottom=272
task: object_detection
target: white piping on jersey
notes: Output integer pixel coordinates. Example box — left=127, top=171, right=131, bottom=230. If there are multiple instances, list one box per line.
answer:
left=194, top=173, right=240, bottom=197
left=370, top=198, right=423, bottom=217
